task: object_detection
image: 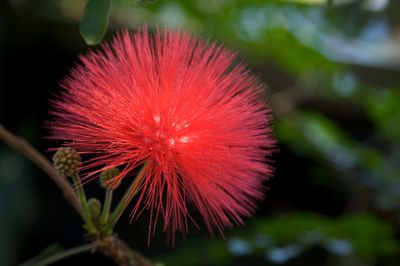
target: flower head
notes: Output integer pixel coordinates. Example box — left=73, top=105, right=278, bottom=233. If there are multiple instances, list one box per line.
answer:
left=50, top=27, right=275, bottom=243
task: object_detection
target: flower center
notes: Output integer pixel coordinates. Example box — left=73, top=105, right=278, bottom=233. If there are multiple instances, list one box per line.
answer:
left=142, top=115, right=192, bottom=154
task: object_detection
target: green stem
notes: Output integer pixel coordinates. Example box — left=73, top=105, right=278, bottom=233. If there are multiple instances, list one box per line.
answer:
left=34, top=243, right=93, bottom=266
left=71, top=173, right=96, bottom=234
left=106, top=162, right=148, bottom=233
left=100, top=190, right=113, bottom=225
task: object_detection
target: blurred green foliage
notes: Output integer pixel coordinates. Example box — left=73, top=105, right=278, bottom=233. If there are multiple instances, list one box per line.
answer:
left=158, top=213, right=399, bottom=265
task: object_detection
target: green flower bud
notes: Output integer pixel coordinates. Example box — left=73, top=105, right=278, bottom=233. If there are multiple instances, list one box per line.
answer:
left=100, top=167, right=121, bottom=190
left=52, top=147, right=82, bottom=177
left=88, top=198, right=102, bottom=222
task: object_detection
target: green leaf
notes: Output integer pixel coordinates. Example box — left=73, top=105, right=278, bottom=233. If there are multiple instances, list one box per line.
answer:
left=79, top=0, right=111, bottom=45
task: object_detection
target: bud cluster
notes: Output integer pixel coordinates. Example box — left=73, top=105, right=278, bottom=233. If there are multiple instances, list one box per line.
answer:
left=52, top=147, right=82, bottom=177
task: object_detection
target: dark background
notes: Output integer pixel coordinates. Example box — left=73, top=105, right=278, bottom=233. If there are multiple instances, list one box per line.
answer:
left=2, top=0, right=400, bottom=265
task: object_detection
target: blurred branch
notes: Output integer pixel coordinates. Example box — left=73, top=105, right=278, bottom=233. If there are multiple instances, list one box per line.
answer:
left=0, top=124, right=154, bottom=266
left=33, top=243, right=94, bottom=266
left=96, top=235, right=154, bottom=266
left=0, top=124, right=83, bottom=217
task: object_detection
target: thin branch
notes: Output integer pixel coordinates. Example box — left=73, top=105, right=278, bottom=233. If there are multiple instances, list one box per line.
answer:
left=100, top=190, right=113, bottom=225
left=106, top=162, right=148, bottom=233
left=0, top=124, right=154, bottom=265
left=96, top=235, right=154, bottom=266
left=72, top=173, right=96, bottom=233
left=34, top=243, right=94, bottom=266
left=0, top=124, right=83, bottom=217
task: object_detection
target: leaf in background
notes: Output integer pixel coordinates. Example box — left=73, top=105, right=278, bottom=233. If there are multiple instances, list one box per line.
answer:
left=136, top=0, right=156, bottom=5
left=79, top=0, right=111, bottom=45
left=156, top=213, right=398, bottom=265
left=367, top=88, right=400, bottom=142
left=252, top=213, right=398, bottom=259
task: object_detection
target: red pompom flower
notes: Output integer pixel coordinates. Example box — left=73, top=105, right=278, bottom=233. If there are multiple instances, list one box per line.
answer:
left=50, top=27, right=275, bottom=242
